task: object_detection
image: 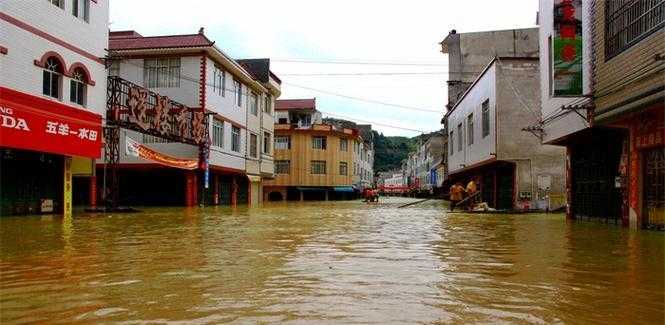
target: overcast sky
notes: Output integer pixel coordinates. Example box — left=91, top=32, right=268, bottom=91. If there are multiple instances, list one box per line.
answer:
left=109, top=0, right=538, bottom=137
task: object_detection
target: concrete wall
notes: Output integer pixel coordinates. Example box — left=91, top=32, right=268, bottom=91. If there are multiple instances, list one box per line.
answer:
left=495, top=59, right=566, bottom=208
left=1, top=0, right=109, bottom=117
left=447, top=64, right=497, bottom=173
left=538, top=0, right=591, bottom=144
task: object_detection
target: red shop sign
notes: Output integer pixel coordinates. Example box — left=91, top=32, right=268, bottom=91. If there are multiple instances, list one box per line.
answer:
left=0, top=87, right=103, bottom=158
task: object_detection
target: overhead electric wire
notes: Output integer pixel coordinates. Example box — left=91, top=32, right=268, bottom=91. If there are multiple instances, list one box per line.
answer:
left=272, top=58, right=451, bottom=66
left=283, top=82, right=441, bottom=113
left=278, top=71, right=481, bottom=77
left=318, top=110, right=430, bottom=133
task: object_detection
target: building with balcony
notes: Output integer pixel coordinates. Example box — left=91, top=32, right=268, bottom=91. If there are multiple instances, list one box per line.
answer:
left=537, top=0, right=664, bottom=228
left=104, top=29, right=280, bottom=207
left=0, top=0, right=108, bottom=215
left=263, top=99, right=362, bottom=201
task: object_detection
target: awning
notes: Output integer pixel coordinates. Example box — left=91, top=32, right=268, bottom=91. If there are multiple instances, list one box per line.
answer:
left=0, top=86, right=103, bottom=158
left=333, top=186, right=355, bottom=193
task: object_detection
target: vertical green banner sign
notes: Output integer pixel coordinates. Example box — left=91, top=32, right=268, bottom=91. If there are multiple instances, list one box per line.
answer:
left=552, top=0, right=583, bottom=96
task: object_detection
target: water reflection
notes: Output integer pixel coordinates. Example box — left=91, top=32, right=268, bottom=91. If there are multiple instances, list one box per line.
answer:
left=0, top=198, right=663, bottom=323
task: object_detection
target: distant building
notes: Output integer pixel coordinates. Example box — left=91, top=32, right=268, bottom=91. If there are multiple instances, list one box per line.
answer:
left=324, top=118, right=375, bottom=190
left=1, top=0, right=109, bottom=215
left=537, top=0, right=664, bottom=228
left=407, top=134, right=446, bottom=193
left=263, top=99, right=362, bottom=201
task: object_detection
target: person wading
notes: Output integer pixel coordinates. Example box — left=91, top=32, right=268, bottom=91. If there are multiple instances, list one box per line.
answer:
left=465, top=177, right=478, bottom=210
left=449, top=182, right=465, bottom=211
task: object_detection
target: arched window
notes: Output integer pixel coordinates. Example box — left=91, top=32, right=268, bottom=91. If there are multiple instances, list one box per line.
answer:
left=43, top=57, right=62, bottom=99
left=70, top=68, right=87, bottom=106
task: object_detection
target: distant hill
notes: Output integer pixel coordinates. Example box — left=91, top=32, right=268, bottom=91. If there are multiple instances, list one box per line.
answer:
left=372, top=131, right=417, bottom=173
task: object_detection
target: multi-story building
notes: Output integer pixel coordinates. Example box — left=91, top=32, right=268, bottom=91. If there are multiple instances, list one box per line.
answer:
left=324, top=118, right=375, bottom=190
left=105, top=29, right=280, bottom=207
left=444, top=56, right=566, bottom=210
left=263, top=99, right=362, bottom=201
left=537, top=0, right=664, bottom=228
left=0, top=0, right=108, bottom=215
left=400, top=133, right=446, bottom=194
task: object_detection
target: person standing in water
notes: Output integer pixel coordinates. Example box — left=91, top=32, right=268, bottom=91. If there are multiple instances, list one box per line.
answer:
left=449, top=182, right=465, bottom=211
left=465, top=177, right=478, bottom=210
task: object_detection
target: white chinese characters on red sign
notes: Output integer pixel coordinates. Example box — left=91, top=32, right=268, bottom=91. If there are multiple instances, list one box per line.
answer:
left=45, top=121, right=98, bottom=141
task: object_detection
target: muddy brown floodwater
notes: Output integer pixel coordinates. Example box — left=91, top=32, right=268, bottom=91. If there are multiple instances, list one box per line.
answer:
left=1, top=197, right=664, bottom=324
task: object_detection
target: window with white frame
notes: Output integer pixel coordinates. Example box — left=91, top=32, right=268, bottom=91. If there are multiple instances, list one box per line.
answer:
left=212, top=119, right=224, bottom=148
left=274, top=136, right=291, bottom=150
left=213, top=66, right=225, bottom=96
left=263, top=95, right=271, bottom=114
left=275, top=160, right=290, bottom=174
left=48, top=0, right=64, bottom=9
left=42, top=57, right=61, bottom=99
left=467, top=113, right=474, bottom=146
left=263, top=132, right=271, bottom=154
left=340, top=138, right=348, bottom=151
left=72, top=0, right=89, bottom=22
left=232, top=126, right=241, bottom=152
left=339, top=162, right=348, bottom=175
left=312, top=136, right=327, bottom=150
left=70, top=68, right=86, bottom=106
left=250, top=92, right=258, bottom=115
left=250, top=133, right=258, bottom=158
left=457, top=123, right=463, bottom=152
left=234, top=80, right=242, bottom=107
left=311, top=160, right=326, bottom=174
left=144, top=58, right=180, bottom=88
left=482, top=100, right=490, bottom=138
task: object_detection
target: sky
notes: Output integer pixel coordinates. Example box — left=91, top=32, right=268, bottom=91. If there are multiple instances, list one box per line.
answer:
left=109, top=0, right=538, bottom=137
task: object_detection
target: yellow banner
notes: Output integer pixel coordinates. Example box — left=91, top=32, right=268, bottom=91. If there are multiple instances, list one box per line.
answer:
left=63, top=157, right=72, bottom=217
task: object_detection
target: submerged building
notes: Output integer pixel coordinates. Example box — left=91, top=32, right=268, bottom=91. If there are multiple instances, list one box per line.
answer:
left=263, top=99, right=362, bottom=201
left=0, top=0, right=108, bottom=215
left=104, top=29, right=281, bottom=207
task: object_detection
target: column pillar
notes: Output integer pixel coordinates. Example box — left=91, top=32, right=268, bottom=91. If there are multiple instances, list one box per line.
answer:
left=231, top=176, right=237, bottom=207
left=299, top=190, right=304, bottom=202
left=213, top=174, right=220, bottom=205
left=89, top=175, right=97, bottom=209
left=325, top=190, right=329, bottom=201
left=63, top=157, right=72, bottom=217
left=185, top=171, right=197, bottom=207
left=565, top=146, right=573, bottom=220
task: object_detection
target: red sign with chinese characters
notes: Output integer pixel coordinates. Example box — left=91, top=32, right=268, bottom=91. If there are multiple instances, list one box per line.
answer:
left=0, top=87, right=103, bottom=158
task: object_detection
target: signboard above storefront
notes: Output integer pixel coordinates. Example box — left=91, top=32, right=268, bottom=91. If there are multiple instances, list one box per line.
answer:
left=552, top=0, right=583, bottom=97
left=0, top=87, right=103, bottom=158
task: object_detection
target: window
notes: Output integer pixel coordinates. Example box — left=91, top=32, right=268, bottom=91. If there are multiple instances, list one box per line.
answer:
left=232, top=126, right=241, bottom=152
left=467, top=113, right=474, bottom=146
left=340, top=138, right=348, bottom=151
left=278, top=118, right=288, bottom=124
left=311, top=160, right=326, bottom=174
left=449, top=131, right=454, bottom=156
left=42, top=57, right=61, bottom=99
left=72, top=0, right=90, bottom=22
left=70, top=68, right=86, bottom=106
left=48, top=0, right=64, bottom=9
left=275, top=160, right=290, bottom=174
left=234, top=80, right=242, bottom=106
left=250, top=133, right=258, bottom=158
left=144, top=58, right=180, bottom=88
left=263, top=132, right=271, bottom=154
left=109, top=60, right=120, bottom=77
left=143, top=134, right=171, bottom=143
left=263, top=95, right=271, bottom=114
left=212, top=119, right=224, bottom=147
left=312, top=136, right=327, bottom=150
left=457, top=123, right=463, bottom=152
left=482, top=100, right=490, bottom=138
left=339, top=162, right=348, bottom=175
left=605, top=0, right=665, bottom=60
left=250, top=92, right=258, bottom=115
left=213, top=66, right=225, bottom=96
left=275, top=136, right=291, bottom=150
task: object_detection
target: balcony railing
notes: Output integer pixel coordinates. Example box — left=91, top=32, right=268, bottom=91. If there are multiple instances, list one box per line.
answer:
left=106, top=76, right=208, bottom=146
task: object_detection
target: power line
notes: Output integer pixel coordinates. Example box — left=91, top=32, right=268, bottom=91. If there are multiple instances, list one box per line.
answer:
left=283, top=82, right=442, bottom=113
left=318, top=110, right=431, bottom=133
left=272, top=58, right=450, bottom=66
left=279, top=71, right=450, bottom=76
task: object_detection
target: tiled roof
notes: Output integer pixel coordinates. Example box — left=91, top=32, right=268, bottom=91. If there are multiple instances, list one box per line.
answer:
left=109, top=32, right=214, bottom=51
left=275, top=99, right=316, bottom=110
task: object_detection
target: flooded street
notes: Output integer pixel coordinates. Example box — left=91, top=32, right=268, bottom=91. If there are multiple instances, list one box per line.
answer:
left=1, top=198, right=663, bottom=324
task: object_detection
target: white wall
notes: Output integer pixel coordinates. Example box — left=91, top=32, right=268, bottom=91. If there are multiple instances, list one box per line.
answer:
left=538, top=0, right=591, bottom=144
left=447, top=65, right=497, bottom=173
left=0, top=0, right=108, bottom=117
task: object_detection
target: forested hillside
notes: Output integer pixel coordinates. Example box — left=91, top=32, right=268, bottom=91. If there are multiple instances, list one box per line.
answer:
left=372, top=131, right=417, bottom=173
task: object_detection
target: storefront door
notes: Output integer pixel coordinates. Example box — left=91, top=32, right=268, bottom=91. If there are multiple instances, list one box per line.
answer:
left=643, top=147, right=665, bottom=229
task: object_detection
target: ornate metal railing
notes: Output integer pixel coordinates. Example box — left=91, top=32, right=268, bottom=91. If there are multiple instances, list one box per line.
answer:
left=106, top=76, right=207, bottom=145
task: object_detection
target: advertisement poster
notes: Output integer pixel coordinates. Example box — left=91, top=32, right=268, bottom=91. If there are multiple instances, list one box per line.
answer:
left=552, top=0, right=583, bottom=96
left=125, top=136, right=198, bottom=170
